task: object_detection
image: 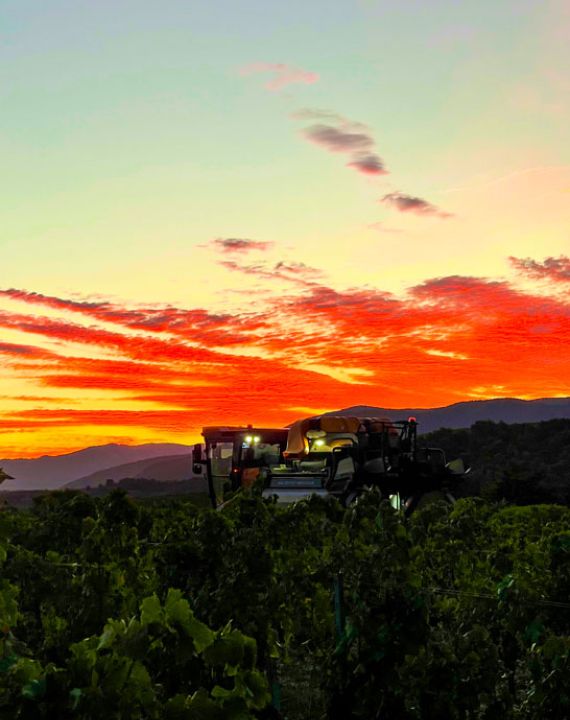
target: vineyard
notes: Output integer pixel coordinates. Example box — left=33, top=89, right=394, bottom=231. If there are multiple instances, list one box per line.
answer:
left=1, top=488, right=570, bottom=719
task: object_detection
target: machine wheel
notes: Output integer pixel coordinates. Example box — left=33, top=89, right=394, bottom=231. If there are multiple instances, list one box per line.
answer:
left=341, top=484, right=381, bottom=508
left=404, top=490, right=455, bottom=516
left=343, top=490, right=360, bottom=507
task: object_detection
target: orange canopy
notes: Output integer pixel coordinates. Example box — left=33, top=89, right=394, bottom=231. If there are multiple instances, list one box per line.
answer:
left=284, top=415, right=396, bottom=457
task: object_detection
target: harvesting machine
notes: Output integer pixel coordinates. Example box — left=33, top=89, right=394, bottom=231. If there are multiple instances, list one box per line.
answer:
left=262, top=415, right=467, bottom=513
left=193, top=416, right=467, bottom=513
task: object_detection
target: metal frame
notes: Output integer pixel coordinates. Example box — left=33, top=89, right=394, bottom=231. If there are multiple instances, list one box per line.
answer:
left=198, top=426, right=289, bottom=509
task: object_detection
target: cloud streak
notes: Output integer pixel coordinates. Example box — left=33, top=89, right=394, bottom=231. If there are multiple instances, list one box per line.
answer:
left=510, top=255, right=570, bottom=283
left=210, top=238, right=274, bottom=254
left=220, top=258, right=324, bottom=287
left=381, top=192, right=453, bottom=219
left=239, top=62, right=319, bottom=91
left=302, top=125, right=375, bottom=153
left=291, top=110, right=453, bottom=214
left=297, top=112, right=388, bottom=177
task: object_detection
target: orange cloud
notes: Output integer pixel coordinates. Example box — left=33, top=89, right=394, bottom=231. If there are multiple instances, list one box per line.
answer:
left=0, top=258, right=569, bottom=457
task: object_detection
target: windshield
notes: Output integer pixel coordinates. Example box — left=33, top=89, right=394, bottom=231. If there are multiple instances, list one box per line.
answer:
left=208, top=441, right=234, bottom=506
left=243, top=441, right=282, bottom=467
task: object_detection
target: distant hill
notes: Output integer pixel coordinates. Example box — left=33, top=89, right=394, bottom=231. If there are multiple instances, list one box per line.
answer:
left=329, top=397, right=570, bottom=434
left=0, top=443, right=191, bottom=491
left=65, top=453, right=197, bottom=489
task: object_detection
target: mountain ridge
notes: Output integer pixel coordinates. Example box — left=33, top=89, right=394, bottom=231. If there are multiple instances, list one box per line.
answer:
left=65, top=453, right=195, bottom=490
left=0, top=443, right=192, bottom=491
left=325, top=397, right=570, bottom=433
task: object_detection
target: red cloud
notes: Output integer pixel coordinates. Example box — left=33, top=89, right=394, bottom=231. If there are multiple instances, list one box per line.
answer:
left=1, top=262, right=569, bottom=456
left=0, top=342, right=56, bottom=358
left=0, top=408, right=194, bottom=431
left=509, top=255, right=570, bottom=283
left=239, top=62, right=319, bottom=91
left=1, top=288, right=105, bottom=311
left=211, top=238, right=274, bottom=254
left=347, top=154, right=388, bottom=176
left=0, top=290, right=264, bottom=347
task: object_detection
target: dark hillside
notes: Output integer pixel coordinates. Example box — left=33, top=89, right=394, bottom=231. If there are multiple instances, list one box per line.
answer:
left=423, top=419, right=570, bottom=504
left=65, top=453, right=194, bottom=489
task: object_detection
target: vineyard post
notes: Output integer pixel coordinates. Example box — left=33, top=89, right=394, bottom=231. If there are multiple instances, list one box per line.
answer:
left=334, top=572, right=345, bottom=639
left=270, top=677, right=282, bottom=712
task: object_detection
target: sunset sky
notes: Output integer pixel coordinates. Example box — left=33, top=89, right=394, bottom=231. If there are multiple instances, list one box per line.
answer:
left=1, top=0, right=569, bottom=457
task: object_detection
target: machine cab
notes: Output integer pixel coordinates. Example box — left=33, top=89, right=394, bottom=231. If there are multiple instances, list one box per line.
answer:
left=193, top=426, right=288, bottom=508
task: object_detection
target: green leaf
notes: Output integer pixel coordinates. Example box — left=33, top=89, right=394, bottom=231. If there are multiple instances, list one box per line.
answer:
left=140, top=595, right=163, bottom=626
left=97, top=623, right=118, bottom=650
left=0, top=579, right=19, bottom=627
left=241, top=635, right=257, bottom=668
left=164, top=589, right=215, bottom=651
left=70, top=639, right=98, bottom=674
left=334, top=620, right=358, bottom=656
left=395, top=524, right=408, bottom=540
left=203, top=633, right=245, bottom=670
left=0, top=653, right=18, bottom=673
left=165, top=589, right=192, bottom=629
left=22, top=677, right=46, bottom=700
left=525, top=620, right=544, bottom=645
left=211, top=685, right=235, bottom=700
left=497, top=574, right=514, bottom=601
left=188, top=615, right=215, bottom=653
left=241, top=670, right=271, bottom=710
left=70, top=688, right=82, bottom=710
left=541, top=636, right=566, bottom=660
left=184, top=689, right=225, bottom=720
left=165, top=694, right=188, bottom=719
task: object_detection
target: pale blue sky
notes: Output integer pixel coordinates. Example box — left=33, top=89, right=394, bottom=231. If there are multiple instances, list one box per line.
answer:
left=1, top=0, right=568, bottom=302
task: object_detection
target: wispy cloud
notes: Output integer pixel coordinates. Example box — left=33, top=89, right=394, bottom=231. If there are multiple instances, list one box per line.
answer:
left=302, top=125, right=374, bottom=153
left=367, top=222, right=402, bottom=234
left=296, top=111, right=388, bottom=177
left=381, top=192, right=453, bottom=219
left=509, top=255, right=570, bottom=283
left=0, top=289, right=260, bottom=348
left=239, top=62, right=319, bottom=91
left=220, top=258, right=324, bottom=287
left=293, top=111, right=453, bottom=214
left=291, top=108, right=367, bottom=129
left=211, top=238, right=274, bottom=254
left=0, top=341, right=55, bottom=357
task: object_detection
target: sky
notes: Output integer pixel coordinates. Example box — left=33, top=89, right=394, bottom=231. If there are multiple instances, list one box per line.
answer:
left=1, top=0, right=569, bottom=457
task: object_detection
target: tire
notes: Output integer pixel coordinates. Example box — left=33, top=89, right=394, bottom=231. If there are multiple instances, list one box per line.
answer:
left=342, top=490, right=360, bottom=506
left=404, top=490, right=455, bottom=515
